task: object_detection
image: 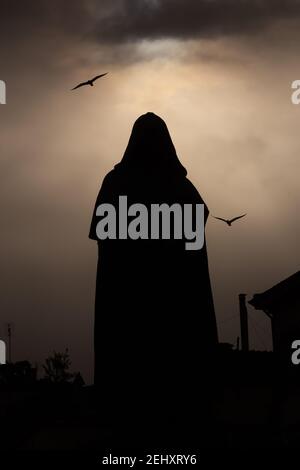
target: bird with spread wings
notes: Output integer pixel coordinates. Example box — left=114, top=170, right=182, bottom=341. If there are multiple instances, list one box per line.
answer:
left=212, top=214, right=247, bottom=226
left=71, top=73, right=108, bottom=91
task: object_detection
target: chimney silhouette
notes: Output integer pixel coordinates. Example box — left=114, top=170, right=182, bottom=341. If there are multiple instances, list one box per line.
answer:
left=239, top=294, right=249, bottom=352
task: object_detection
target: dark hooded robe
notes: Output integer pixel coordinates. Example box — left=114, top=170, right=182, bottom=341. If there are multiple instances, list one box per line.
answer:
left=89, top=113, right=218, bottom=411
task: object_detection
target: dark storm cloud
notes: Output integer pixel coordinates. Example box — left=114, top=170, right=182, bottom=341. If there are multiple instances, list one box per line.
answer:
left=0, top=0, right=91, bottom=37
left=93, top=0, right=300, bottom=43
left=2, top=0, right=300, bottom=46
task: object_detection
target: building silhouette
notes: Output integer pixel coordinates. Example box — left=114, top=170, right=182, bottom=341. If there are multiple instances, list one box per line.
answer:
left=249, top=271, right=300, bottom=358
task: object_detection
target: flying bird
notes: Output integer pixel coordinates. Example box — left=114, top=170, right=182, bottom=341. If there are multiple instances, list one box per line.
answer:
left=213, top=214, right=247, bottom=226
left=71, top=73, right=108, bottom=91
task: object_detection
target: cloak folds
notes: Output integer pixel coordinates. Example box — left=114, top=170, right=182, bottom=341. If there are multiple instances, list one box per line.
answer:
left=89, top=113, right=218, bottom=406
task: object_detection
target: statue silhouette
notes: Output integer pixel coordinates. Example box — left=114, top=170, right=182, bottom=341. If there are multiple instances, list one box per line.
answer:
left=89, top=112, right=218, bottom=420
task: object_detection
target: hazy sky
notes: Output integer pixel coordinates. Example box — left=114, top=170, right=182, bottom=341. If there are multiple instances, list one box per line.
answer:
left=1, top=0, right=300, bottom=382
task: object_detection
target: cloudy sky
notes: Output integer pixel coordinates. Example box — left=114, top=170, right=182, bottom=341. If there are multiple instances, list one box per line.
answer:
left=1, top=0, right=300, bottom=382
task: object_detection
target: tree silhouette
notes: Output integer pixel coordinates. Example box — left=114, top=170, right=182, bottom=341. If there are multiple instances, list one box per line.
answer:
left=43, top=348, right=74, bottom=384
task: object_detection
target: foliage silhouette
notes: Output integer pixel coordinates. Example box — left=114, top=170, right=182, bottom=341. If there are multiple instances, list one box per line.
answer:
left=43, top=349, right=74, bottom=384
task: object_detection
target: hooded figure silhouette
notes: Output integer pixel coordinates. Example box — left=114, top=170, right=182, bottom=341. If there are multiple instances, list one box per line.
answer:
left=89, top=112, right=218, bottom=415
